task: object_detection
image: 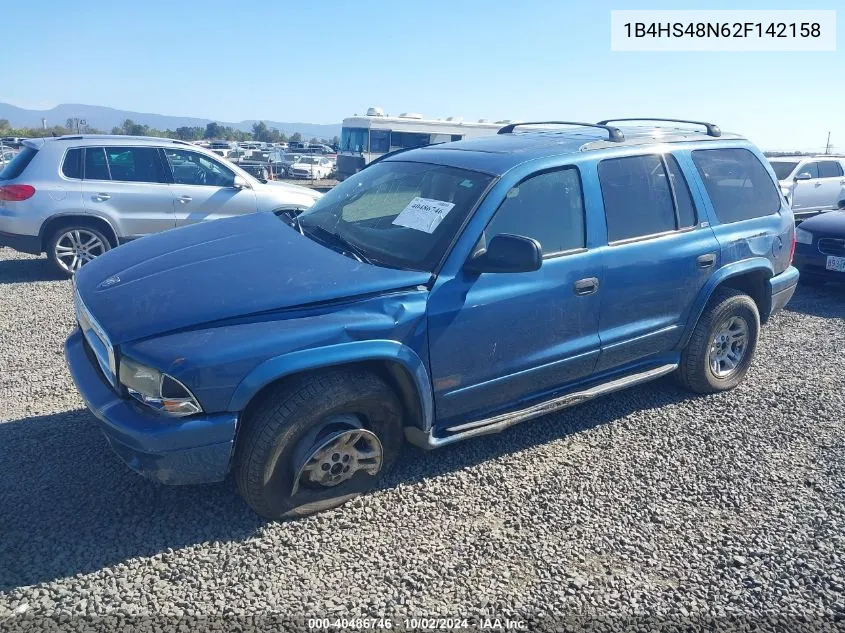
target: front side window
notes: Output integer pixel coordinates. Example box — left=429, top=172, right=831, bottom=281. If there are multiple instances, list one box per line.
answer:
left=692, top=148, right=780, bottom=224
left=297, top=161, right=493, bottom=271
left=797, top=162, right=819, bottom=179
left=598, top=154, right=677, bottom=242
left=390, top=132, right=430, bottom=150
left=164, top=149, right=235, bottom=187
left=104, top=147, right=166, bottom=183
left=485, top=167, right=585, bottom=255
left=84, top=147, right=110, bottom=181
left=340, top=127, right=369, bottom=153
left=818, top=161, right=844, bottom=178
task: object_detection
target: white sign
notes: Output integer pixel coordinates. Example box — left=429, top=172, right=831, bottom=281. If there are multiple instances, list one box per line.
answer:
left=392, top=197, right=455, bottom=234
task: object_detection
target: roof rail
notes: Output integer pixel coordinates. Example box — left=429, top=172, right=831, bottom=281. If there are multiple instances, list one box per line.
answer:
left=597, top=118, right=721, bottom=138
left=497, top=121, right=625, bottom=143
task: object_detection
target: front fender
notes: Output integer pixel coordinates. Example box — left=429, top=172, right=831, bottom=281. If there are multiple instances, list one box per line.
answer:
left=227, top=339, right=435, bottom=431
left=678, top=257, right=774, bottom=349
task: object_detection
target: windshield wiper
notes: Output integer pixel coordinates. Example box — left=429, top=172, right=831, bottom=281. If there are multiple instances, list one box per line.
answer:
left=302, top=224, right=373, bottom=264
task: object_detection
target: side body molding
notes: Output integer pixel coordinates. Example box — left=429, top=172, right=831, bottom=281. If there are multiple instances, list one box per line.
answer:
left=227, top=339, right=435, bottom=432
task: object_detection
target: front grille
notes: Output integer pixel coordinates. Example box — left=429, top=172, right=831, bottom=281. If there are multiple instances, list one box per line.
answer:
left=818, top=238, right=845, bottom=257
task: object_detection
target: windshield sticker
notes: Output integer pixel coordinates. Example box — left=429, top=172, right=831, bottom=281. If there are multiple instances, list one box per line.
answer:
left=392, top=197, right=456, bottom=233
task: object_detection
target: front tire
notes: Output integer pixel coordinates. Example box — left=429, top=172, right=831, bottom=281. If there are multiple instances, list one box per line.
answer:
left=234, top=369, right=403, bottom=520
left=677, top=287, right=760, bottom=394
left=47, top=225, right=112, bottom=278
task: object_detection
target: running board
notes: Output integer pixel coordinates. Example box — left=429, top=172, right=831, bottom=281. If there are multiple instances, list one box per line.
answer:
left=404, top=363, right=678, bottom=449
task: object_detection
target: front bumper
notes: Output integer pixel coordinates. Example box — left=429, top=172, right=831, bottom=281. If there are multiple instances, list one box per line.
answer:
left=64, top=329, right=238, bottom=485
left=794, top=252, right=845, bottom=283
left=0, top=230, right=40, bottom=254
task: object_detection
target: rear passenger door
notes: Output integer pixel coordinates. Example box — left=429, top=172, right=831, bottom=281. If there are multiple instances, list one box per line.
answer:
left=593, top=153, right=720, bottom=372
left=162, top=149, right=257, bottom=226
left=815, top=160, right=845, bottom=210
left=81, top=146, right=175, bottom=239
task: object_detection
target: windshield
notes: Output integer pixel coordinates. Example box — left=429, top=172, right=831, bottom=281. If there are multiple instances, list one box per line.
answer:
left=297, top=161, right=494, bottom=271
left=341, top=127, right=369, bottom=153
left=771, top=161, right=799, bottom=180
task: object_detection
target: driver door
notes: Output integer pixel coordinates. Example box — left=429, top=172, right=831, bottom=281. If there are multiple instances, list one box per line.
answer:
left=161, top=148, right=257, bottom=226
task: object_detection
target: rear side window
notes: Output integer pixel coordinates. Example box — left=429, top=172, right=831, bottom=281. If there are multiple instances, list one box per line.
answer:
left=598, top=154, right=677, bottom=241
left=485, top=167, right=585, bottom=254
left=0, top=146, right=38, bottom=180
left=104, top=147, right=166, bottom=183
left=692, top=148, right=780, bottom=224
left=62, top=148, right=82, bottom=179
left=84, top=148, right=110, bottom=181
left=818, top=161, right=844, bottom=178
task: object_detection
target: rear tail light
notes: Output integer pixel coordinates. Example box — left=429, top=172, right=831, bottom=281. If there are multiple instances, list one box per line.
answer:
left=0, top=184, right=36, bottom=201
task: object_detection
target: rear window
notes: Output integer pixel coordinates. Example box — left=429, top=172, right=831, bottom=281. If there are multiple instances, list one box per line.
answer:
left=0, top=146, right=37, bottom=180
left=692, top=148, right=780, bottom=224
left=62, top=148, right=82, bottom=179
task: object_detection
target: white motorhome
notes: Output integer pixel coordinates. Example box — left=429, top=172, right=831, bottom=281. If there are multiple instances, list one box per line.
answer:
left=336, top=107, right=510, bottom=180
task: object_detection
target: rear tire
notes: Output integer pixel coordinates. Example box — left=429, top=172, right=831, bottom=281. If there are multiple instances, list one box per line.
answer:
left=234, top=369, right=403, bottom=520
left=47, top=224, right=112, bottom=278
left=677, top=287, right=760, bottom=394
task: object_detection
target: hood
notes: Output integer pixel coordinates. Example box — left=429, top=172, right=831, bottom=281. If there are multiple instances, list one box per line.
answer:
left=256, top=179, right=323, bottom=197
left=799, top=211, right=845, bottom=237
left=74, top=212, right=430, bottom=344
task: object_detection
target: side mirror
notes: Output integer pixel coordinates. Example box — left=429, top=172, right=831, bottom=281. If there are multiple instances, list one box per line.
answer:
left=795, top=172, right=813, bottom=181
left=232, top=175, right=248, bottom=189
left=464, top=234, right=542, bottom=274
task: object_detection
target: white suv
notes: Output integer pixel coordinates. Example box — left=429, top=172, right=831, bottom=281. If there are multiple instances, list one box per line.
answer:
left=769, top=156, right=845, bottom=220
left=0, top=135, right=322, bottom=276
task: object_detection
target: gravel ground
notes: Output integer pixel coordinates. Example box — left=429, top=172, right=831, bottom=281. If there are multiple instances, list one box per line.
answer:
left=1, top=247, right=844, bottom=632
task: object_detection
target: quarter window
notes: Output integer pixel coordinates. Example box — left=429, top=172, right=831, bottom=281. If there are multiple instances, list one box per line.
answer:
left=598, top=154, right=677, bottom=242
left=104, top=147, right=166, bottom=183
left=61, top=148, right=82, bottom=179
left=485, top=167, right=585, bottom=255
left=691, top=148, right=780, bottom=224
left=818, top=161, right=844, bottom=178
left=164, top=149, right=235, bottom=187
left=84, top=147, right=110, bottom=181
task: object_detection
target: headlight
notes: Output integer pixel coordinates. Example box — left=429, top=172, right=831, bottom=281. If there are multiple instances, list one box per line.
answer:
left=119, top=356, right=202, bottom=417
left=795, top=228, right=814, bottom=244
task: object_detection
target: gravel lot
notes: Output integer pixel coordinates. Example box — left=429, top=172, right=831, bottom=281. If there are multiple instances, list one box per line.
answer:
left=1, top=246, right=844, bottom=631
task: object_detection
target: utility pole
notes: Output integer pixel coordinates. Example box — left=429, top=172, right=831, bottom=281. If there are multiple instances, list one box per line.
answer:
left=825, top=131, right=831, bottom=155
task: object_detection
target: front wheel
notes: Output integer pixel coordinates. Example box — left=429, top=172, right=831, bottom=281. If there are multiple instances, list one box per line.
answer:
left=234, top=369, right=404, bottom=519
left=47, top=225, right=111, bottom=277
left=677, top=287, right=760, bottom=394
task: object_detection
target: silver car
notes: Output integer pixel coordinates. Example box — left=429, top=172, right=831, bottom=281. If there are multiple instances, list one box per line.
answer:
left=0, top=135, right=323, bottom=276
left=769, top=155, right=845, bottom=221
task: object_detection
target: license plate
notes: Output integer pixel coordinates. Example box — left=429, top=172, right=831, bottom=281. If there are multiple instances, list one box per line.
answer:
left=825, top=255, right=845, bottom=272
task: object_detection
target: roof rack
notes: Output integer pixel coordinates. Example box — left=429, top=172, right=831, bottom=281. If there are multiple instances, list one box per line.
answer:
left=497, top=121, right=624, bottom=143
left=597, top=118, right=721, bottom=138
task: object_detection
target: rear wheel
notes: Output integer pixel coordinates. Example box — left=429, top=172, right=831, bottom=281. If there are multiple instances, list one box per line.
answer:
left=47, top=225, right=112, bottom=277
left=234, top=369, right=403, bottom=519
left=677, top=287, right=760, bottom=394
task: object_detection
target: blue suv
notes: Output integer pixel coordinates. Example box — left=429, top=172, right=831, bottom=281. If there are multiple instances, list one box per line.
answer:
left=65, top=119, right=799, bottom=519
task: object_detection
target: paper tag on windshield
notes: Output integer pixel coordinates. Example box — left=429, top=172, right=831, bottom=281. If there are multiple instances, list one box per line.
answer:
left=392, top=197, right=456, bottom=233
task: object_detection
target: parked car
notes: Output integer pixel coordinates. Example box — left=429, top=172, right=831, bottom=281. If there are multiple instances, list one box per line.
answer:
left=0, top=135, right=323, bottom=276
left=289, top=155, right=333, bottom=179
left=768, top=156, right=845, bottom=221
left=64, top=119, right=798, bottom=519
left=793, top=199, right=845, bottom=285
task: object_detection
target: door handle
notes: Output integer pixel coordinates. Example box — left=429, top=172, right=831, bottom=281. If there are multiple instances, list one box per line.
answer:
left=573, top=277, right=599, bottom=296
left=697, top=253, right=716, bottom=268
left=814, top=182, right=822, bottom=187
left=93, top=193, right=110, bottom=201
left=178, top=195, right=193, bottom=204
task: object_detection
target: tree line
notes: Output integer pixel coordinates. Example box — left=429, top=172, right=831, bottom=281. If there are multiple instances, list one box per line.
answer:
left=0, top=118, right=339, bottom=147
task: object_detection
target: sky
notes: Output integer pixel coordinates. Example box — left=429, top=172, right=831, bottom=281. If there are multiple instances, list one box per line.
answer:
left=1, top=0, right=842, bottom=151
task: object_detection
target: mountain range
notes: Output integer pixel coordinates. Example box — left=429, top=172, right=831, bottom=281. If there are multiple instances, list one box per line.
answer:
left=0, top=103, right=341, bottom=138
